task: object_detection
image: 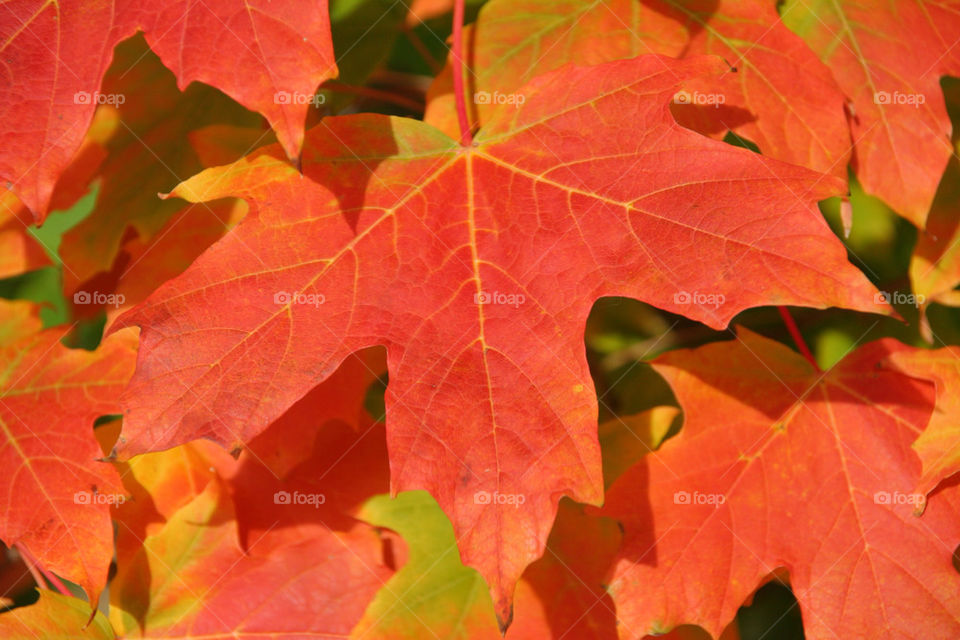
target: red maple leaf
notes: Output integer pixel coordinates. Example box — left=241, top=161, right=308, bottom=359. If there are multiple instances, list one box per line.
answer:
left=426, top=0, right=851, bottom=183
left=55, top=35, right=268, bottom=309
left=116, top=55, right=881, bottom=621
left=888, top=345, right=960, bottom=494
left=0, top=0, right=335, bottom=220
left=782, top=0, right=960, bottom=226
left=603, top=329, right=960, bottom=638
left=111, top=447, right=392, bottom=639
left=0, top=301, right=136, bottom=604
left=109, top=360, right=398, bottom=638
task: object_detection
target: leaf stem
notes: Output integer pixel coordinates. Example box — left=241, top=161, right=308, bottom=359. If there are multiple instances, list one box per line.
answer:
left=777, top=306, right=821, bottom=372
left=15, top=543, right=71, bottom=596
left=452, top=0, right=473, bottom=146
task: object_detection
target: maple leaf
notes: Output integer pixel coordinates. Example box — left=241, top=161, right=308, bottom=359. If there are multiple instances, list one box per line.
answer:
left=58, top=35, right=267, bottom=304
left=353, top=493, right=621, bottom=639
left=425, top=0, right=850, bottom=181
left=111, top=467, right=392, bottom=639
left=910, top=157, right=960, bottom=337
left=72, top=124, right=270, bottom=326
left=0, top=97, right=117, bottom=233
left=424, top=0, right=686, bottom=135
left=887, top=346, right=960, bottom=494
left=0, top=300, right=136, bottom=605
left=109, top=405, right=397, bottom=639
left=352, top=410, right=672, bottom=639
left=781, top=0, right=960, bottom=227
left=603, top=328, right=960, bottom=638
left=0, top=0, right=335, bottom=220
left=111, top=347, right=390, bottom=576
left=116, top=54, right=881, bottom=622
left=352, top=490, right=503, bottom=639
left=0, top=591, right=115, bottom=639
left=111, top=439, right=232, bottom=574
left=664, top=0, right=851, bottom=180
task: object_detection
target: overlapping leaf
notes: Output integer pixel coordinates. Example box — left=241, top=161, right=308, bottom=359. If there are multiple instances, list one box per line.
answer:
left=666, top=0, right=851, bottom=180
left=0, top=0, right=335, bottom=220
left=0, top=300, right=136, bottom=604
left=782, top=0, right=960, bottom=226
left=603, top=329, right=960, bottom=638
left=116, top=53, right=881, bottom=621
left=87, top=124, right=266, bottom=326
left=910, top=157, right=960, bottom=333
left=352, top=409, right=677, bottom=638
left=424, top=0, right=687, bottom=135
left=352, top=491, right=502, bottom=639
left=353, top=493, right=621, bottom=639
left=425, top=0, right=851, bottom=181
left=908, top=81, right=960, bottom=329
left=111, top=375, right=397, bottom=640
left=0, top=1, right=955, bottom=637
left=0, top=591, right=115, bottom=639
left=888, top=346, right=960, bottom=494
left=111, top=469, right=391, bottom=639
left=58, top=36, right=267, bottom=307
